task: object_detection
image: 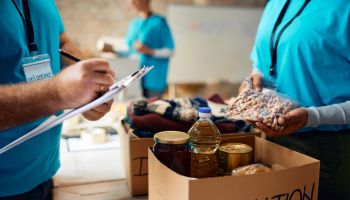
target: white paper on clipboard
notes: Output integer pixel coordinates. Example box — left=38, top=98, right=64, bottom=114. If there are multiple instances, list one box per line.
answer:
left=0, top=66, right=153, bottom=155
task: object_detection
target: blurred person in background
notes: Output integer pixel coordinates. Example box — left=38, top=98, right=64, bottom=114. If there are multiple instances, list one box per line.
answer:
left=0, top=0, right=114, bottom=199
left=125, top=0, right=175, bottom=98
left=241, top=0, right=350, bottom=199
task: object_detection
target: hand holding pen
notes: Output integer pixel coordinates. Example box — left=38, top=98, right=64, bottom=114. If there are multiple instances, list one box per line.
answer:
left=58, top=49, right=115, bottom=120
left=60, top=49, right=144, bottom=91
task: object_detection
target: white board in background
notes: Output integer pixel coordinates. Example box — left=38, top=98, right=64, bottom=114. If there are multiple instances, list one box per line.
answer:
left=167, top=4, right=263, bottom=84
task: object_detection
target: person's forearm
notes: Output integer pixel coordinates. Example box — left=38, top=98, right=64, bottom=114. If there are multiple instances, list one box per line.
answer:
left=305, top=101, right=350, bottom=127
left=0, top=80, right=63, bottom=131
left=60, top=33, right=84, bottom=67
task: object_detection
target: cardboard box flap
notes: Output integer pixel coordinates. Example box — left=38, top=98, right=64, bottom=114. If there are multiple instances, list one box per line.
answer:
left=119, top=120, right=155, bottom=196
left=128, top=129, right=141, bottom=139
left=148, top=148, right=190, bottom=199
left=256, top=137, right=319, bottom=168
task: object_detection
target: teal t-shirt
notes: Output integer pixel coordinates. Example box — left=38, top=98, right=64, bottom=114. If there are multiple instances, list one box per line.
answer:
left=0, top=0, right=64, bottom=196
left=251, top=0, right=350, bottom=132
left=125, top=14, right=175, bottom=92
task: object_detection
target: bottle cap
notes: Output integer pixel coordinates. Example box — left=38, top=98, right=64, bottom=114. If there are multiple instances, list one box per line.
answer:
left=199, top=107, right=211, bottom=113
left=199, top=107, right=211, bottom=118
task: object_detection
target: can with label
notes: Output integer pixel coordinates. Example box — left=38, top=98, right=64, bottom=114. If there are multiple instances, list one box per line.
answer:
left=219, top=143, right=253, bottom=175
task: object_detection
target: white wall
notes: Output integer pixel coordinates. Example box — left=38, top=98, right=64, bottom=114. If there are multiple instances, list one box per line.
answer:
left=167, top=5, right=263, bottom=83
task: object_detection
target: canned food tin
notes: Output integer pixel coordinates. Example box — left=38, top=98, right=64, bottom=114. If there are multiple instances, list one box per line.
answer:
left=219, top=143, right=253, bottom=175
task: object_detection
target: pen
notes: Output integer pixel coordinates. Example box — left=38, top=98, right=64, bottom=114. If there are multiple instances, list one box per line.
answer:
left=59, top=49, right=81, bottom=62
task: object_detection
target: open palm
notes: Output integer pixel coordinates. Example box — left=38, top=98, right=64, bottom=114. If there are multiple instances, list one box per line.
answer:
left=254, top=108, right=308, bottom=137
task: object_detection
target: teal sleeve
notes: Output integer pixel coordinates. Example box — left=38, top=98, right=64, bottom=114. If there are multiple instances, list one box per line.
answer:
left=138, top=22, right=152, bottom=47
left=51, top=0, right=65, bottom=33
left=125, top=20, right=137, bottom=49
left=161, top=19, right=175, bottom=49
left=58, top=13, right=65, bottom=33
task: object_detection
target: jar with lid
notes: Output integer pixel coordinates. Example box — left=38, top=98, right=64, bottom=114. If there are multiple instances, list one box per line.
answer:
left=153, top=131, right=190, bottom=176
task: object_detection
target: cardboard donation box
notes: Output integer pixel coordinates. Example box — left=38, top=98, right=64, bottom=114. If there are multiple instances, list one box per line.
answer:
left=149, top=134, right=320, bottom=200
left=118, top=120, right=246, bottom=196
left=119, top=121, right=154, bottom=196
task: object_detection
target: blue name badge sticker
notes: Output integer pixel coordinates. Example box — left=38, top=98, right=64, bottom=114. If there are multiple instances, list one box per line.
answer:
left=21, top=54, right=53, bottom=83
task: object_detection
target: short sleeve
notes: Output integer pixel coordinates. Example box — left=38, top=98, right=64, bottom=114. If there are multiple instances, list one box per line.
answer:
left=58, top=15, right=65, bottom=34
left=125, top=20, right=137, bottom=48
left=51, top=0, right=65, bottom=33
left=160, top=18, right=175, bottom=49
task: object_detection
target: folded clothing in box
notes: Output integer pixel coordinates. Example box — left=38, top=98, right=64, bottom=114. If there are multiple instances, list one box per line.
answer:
left=123, top=95, right=251, bottom=138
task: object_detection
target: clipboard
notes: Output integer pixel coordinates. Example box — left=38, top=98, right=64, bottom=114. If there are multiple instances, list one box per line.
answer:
left=0, top=66, right=153, bottom=154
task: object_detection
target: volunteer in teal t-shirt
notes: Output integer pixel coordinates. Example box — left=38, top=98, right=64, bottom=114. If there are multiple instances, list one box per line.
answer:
left=125, top=0, right=175, bottom=98
left=242, top=0, right=350, bottom=199
left=0, top=1, right=115, bottom=199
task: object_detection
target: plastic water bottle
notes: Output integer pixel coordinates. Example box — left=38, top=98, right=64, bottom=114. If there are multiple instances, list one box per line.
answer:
left=188, top=107, right=221, bottom=178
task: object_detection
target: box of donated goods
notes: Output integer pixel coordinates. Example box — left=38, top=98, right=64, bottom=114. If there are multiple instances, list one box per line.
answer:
left=118, top=120, right=154, bottom=196
left=148, top=134, right=320, bottom=200
left=118, top=120, right=246, bottom=196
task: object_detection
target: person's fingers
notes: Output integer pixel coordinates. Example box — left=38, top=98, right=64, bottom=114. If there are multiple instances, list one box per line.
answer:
left=290, top=108, right=308, bottom=127
left=246, top=120, right=255, bottom=124
left=105, top=100, right=114, bottom=107
left=83, top=109, right=104, bottom=121
left=278, top=108, right=307, bottom=130
left=92, top=102, right=112, bottom=113
left=255, top=122, right=278, bottom=137
left=87, top=72, right=114, bottom=93
left=91, top=83, right=108, bottom=93
left=82, top=112, right=98, bottom=121
left=255, top=122, right=269, bottom=132
left=252, top=75, right=262, bottom=91
left=83, top=59, right=115, bottom=77
left=277, top=115, right=290, bottom=126
left=83, top=101, right=113, bottom=121
left=239, top=81, right=247, bottom=93
left=92, top=72, right=115, bottom=86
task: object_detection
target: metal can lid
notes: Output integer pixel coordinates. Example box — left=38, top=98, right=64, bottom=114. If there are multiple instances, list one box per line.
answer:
left=219, top=143, right=252, bottom=154
left=154, top=131, right=190, bottom=145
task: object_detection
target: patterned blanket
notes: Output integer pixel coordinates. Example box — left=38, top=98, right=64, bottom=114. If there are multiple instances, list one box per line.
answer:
left=133, top=97, right=228, bottom=123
